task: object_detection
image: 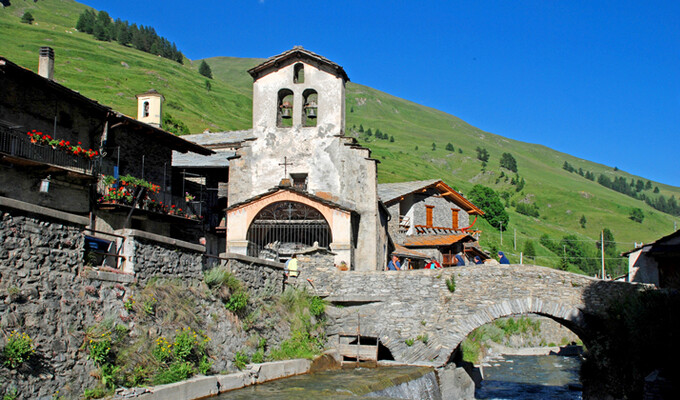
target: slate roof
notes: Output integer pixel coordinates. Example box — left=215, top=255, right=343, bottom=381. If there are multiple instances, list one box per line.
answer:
left=172, top=150, right=235, bottom=168
left=227, top=185, right=356, bottom=214
left=180, top=130, right=255, bottom=149
left=378, top=179, right=483, bottom=214
left=378, top=179, right=440, bottom=203
left=392, top=244, right=431, bottom=260
left=248, top=46, right=350, bottom=82
left=403, top=234, right=475, bottom=247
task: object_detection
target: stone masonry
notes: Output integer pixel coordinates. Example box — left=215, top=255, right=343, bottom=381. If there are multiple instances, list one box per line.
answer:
left=303, top=263, right=644, bottom=366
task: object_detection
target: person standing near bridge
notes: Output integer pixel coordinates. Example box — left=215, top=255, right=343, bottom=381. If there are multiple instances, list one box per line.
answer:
left=387, top=254, right=401, bottom=270
left=498, top=251, right=510, bottom=264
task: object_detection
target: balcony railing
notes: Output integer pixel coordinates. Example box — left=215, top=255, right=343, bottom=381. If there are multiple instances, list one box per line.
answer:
left=0, top=126, right=95, bottom=174
left=98, top=182, right=204, bottom=221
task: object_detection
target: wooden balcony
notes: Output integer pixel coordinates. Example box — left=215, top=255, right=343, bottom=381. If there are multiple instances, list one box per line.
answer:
left=0, top=126, right=95, bottom=175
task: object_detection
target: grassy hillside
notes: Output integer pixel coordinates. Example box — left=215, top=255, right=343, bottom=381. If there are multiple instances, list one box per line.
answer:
left=0, top=0, right=252, bottom=132
left=2, top=0, right=678, bottom=272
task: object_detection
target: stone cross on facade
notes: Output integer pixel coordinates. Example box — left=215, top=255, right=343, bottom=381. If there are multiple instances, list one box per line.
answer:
left=278, top=156, right=293, bottom=177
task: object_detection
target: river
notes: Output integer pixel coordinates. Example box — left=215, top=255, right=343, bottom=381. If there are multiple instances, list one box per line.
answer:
left=476, top=354, right=582, bottom=400
left=215, top=354, right=582, bottom=399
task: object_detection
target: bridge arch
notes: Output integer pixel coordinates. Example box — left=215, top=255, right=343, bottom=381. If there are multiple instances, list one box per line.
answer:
left=441, top=296, right=588, bottom=363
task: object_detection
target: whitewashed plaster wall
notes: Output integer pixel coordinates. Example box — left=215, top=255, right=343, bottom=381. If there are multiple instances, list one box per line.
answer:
left=228, top=61, right=383, bottom=270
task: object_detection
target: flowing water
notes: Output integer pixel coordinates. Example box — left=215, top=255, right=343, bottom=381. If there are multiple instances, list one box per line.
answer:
left=214, top=354, right=582, bottom=399
left=214, top=365, right=437, bottom=400
left=475, top=354, right=582, bottom=400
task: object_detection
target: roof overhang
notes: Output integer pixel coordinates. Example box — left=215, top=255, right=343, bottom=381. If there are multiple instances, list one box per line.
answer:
left=248, top=46, right=349, bottom=82
left=403, top=234, right=476, bottom=248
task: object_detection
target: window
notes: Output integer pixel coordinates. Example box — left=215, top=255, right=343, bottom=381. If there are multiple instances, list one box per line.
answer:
left=143, top=101, right=150, bottom=117
left=294, top=63, right=304, bottom=84
left=291, top=173, right=308, bottom=191
left=425, top=205, right=434, bottom=227
left=451, top=209, right=459, bottom=230
left=302, top=89, right=318, bottom=127
left=277, top=89, right=294, bottom=128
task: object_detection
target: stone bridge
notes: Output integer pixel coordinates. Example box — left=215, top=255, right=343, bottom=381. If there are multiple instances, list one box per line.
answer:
left=304, top=264, right=642, bottom=366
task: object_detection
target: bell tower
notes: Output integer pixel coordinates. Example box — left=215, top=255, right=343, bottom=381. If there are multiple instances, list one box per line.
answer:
left=248, top=46, right=348, bottom=135
left=135, top=89, right=164, bottom=128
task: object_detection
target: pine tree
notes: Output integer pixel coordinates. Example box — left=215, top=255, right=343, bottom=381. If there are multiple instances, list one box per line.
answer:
left=390, top=136, right=395, bottom=142
left=76, top=9, right=96, bottom=33
left=432, top=142, right=436, bottom=151
left=500, top=152, right=518, bottom=172
left=366, top=128, right=372, bottom=136
left=199, top=60, right=213, bottom=79
left=358, top=124, right=364, bottom=133
left=21, top=11, right=35, bottom=24
left=523, top=240, right=536, bottom=260
left=579, top=215, right=587, bottom=228
left=446, top=143, right=454, bottom=151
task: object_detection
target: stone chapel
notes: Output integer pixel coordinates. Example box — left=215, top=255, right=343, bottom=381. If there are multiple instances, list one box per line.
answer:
left=222, top=47, right=389, bottom=270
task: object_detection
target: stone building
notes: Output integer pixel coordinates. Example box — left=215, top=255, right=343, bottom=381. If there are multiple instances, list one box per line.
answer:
left=0, top=49, right=213, bottom=271
left=378, top=179, right=486, bottom=265
left=199, top=47, right=389, bottom=270
left=622, top=229, right=680, bottom=288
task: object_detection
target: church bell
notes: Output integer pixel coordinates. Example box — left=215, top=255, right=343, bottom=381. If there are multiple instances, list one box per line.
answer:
left=280, top=101, right=292, bottom=119
left=304, top=101, right=317, bottom=118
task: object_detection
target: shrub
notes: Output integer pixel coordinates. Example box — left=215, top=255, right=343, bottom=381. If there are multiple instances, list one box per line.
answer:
left=405, top=338, right=415, bottom=347
left=515, top=202, right=540, bottom=218
left=233, top=351, right=249, bottom=370
left=308, top=296, right=326, bottom=317
left=2, top=331, right=35, bottom=368
left=225, top=291, right=249, bottom=313
left=153, top=361, right=194, bottom=385
left=204, top=267, right=241, bottom=291
left=87, top=331, right=112, bottom=367
left=446, top=276, right=456, bottom=293
left=20, top=11, right=34, bottom=24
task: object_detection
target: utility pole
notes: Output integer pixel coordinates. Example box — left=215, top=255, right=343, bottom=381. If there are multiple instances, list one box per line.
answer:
left=601, top=230, right=605, bottom=280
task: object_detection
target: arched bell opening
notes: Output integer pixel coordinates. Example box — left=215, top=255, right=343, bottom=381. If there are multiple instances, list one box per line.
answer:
left=246, top=201, right=332, bottom=260
left=302, top=89, right=318, bottom=127
left=277, top=89, right=294, bottom=128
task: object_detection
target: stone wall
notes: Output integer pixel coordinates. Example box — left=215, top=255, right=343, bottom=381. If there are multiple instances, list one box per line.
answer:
left=118, top=229, right=204, bottom=282
left=0, top=203, right=104, bottom=399
left=306, top=264, right=644, bottom=366
left=221, top=253, right=286, bottom=297
left=0, top=202, right=289, bottom=399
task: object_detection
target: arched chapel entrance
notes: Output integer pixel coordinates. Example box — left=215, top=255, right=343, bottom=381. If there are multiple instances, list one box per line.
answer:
left=246, top=201, right=332, bottom=258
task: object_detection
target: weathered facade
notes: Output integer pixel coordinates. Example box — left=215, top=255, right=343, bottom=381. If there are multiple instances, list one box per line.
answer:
left=378, top=179, right=485, bottom=266
left=224, top=47, right=388, bottom=270
left=0, top=50, right=214, bottom=274
left=622, top=229, right=680, bottom=288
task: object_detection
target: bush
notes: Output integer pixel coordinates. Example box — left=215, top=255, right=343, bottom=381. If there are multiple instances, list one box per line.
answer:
left=87, top=331, right=112, bottom=367
left=446, top=275, right=456, bottom=293
left=225, top=291, right=249, bottom=313
left=2, top=331, right=35, bottom=369
left=21, top=11, right=34, bottom=24
left=153, top=361, right=194, bottom=385
left=308, top=296, right=326, bottom=317
left=204, top=267, right=241, bottom=291
left=515, top=202, right=539, bottom=218
left=468, top=185, right=509, bottom=230
left=233, top=351, right=249, bottom=370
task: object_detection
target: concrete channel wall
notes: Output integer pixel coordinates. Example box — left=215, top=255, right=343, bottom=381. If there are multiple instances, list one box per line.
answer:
left=135, top=359, right=312, bottom=400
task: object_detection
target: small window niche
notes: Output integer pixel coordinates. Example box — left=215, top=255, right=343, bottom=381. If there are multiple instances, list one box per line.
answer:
left=302, top=89, right=318, bottom=127
left=291, top=173, right=308, bottom=191
left=277, top=89, right=294, bottom=128
left=143, top=101, right=150, bottom=117
left=294, top=63, right=304, bottom=84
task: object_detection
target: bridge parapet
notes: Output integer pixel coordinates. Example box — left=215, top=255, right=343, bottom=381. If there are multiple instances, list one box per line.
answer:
left=304, top=264, right=643, bottom=365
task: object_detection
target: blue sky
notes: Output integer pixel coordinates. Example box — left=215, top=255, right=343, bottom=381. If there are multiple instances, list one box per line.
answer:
left=80, top=0, right=680, bottom=186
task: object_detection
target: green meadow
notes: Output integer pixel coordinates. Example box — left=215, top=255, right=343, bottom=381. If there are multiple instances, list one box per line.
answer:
left=2, top=0, right=678, bottom=272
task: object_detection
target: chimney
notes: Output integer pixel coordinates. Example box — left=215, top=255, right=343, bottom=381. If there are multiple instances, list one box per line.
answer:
left=38, top=46, right=54, bottom=80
